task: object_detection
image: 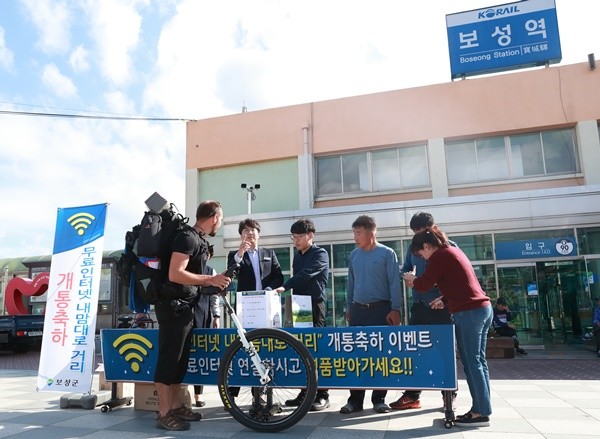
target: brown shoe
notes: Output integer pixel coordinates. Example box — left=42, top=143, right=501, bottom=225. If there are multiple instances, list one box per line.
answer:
left=171, top=405, right=203, bottom=421
left=390, top=395, right=421, bottom=410
left=156, top=412, right=190, bottom=431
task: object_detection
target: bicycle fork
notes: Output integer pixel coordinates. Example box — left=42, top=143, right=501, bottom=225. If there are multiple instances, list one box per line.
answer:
left=222, top=294, right=272, bottom=385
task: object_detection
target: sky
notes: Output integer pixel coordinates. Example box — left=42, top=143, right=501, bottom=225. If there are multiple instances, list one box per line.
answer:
left=0, top=0, right=598, bottom=260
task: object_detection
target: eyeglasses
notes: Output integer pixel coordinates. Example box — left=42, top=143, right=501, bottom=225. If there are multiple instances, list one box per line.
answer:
left=290, top=233, right=307, bottom=241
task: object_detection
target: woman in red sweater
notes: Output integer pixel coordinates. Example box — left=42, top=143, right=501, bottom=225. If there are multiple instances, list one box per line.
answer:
left=402, top=228, right=492, bottom=427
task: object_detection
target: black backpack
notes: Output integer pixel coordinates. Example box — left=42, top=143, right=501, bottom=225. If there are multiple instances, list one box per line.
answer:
left=117, top=199, right=189, bottom=305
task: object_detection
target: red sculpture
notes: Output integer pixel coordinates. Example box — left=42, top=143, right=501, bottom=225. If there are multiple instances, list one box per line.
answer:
left=5, top=272, right=50, bottom=315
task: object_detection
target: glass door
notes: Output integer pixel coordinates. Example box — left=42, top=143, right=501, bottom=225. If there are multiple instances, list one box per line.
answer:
left=496, top=264, right=541, bottom=346
left=536, top=260, right=587, bottom=345
left=581, top=257, right=600, bottom=333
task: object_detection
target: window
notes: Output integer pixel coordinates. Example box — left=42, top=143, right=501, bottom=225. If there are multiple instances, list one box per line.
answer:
left=477, top=137, right=508, bottom=180
left=542, top=130, right=577, bottom=174
left=372, top=149, right=400, bottom=191
left=273, top=247, right=291, bottom=273
left=315, top=145, right=429, bottom=197
left=577, top=227, right=600, bottom=255
left=332, top=243, right=355, bottom=269
left=316, top=156, right=342, bottom=195
left=495, top=229, right=575, bottom=243
left=511, top=133, right=544, bottom=176
left=451, top=234, right=494, bottom=261
left=473, top=264, right=496, bottom=296
left=342, top=153, right=368, bottom=193
left=379, top=240, right=404, bottom=261
left=446, top=141, right=477, bottom=184
left=446, top=129, right=578, bottom=185
left=400, top=146, right=429, bottom=188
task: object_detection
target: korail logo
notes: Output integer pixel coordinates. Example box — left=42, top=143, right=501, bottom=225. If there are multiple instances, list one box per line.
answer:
left=478, top=5, right=520, bottom=19
left=555, top=239, right=575, bottom=256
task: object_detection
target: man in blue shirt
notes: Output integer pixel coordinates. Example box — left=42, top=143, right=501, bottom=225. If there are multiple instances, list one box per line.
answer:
left=276, top=218, right=330, bottom=410
left=390, top=212, right=457, bottom=411
left=339, top=215, right=401, bottom=415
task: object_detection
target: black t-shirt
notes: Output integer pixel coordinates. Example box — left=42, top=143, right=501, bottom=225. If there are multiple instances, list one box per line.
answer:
left=167, top=226, right=209, bottom=302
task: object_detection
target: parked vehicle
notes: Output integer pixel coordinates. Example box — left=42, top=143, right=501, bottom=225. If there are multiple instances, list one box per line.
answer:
left=0, top=315, right=44, bottom=353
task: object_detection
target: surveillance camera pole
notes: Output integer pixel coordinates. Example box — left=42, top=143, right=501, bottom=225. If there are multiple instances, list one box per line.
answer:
left=241, top=184, right=260, bottom=215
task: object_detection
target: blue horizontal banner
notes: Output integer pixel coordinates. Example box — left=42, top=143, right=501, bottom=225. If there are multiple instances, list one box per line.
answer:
left=101, top=325, right=457, bottom=390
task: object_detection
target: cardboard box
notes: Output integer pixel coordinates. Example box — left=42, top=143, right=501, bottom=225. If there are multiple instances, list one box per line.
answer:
left=134, top=383, right=159, bottom=411
left=134, top=383, right=192, bottom=411
left=236, top=290, right=282, bottom=329
left=291, top=294, right=313, bottom=327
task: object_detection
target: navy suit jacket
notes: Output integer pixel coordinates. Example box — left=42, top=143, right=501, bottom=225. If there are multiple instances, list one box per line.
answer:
left=227, top=247, right=284, bottom=292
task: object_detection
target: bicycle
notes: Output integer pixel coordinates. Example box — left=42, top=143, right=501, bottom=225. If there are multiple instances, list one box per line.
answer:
left=116, top=313, right=155, bottom=329
left=214, top=264, right=318, bottom=432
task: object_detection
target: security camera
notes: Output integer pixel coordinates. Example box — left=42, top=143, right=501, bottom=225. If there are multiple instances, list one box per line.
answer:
left=241, top=183, right=247, bottom=189
left=255, top=184, right=261, bottom=189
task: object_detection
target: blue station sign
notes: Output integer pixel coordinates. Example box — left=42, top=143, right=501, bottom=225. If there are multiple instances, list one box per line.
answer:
left=495, top=237, right=577, bottom=260
left=446, top=0, right=561, bottom=79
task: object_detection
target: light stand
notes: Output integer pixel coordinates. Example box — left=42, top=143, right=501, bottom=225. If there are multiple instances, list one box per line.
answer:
left=241, top=184, right=260, bottom=215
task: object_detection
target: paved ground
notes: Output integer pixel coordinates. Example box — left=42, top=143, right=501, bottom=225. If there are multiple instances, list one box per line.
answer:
left=0, top=347, right=599, bottom=438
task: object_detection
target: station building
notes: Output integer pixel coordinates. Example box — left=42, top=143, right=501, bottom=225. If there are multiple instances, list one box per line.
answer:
left=185, top=61, right=600, bottom=350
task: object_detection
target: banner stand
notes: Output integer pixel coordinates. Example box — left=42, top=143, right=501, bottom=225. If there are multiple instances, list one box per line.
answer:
left=59, top=390, right=112, bottom=410
left=34, top=202, right=132, bottom=410
left=58, top=345, right=123, bottom=410
left=53, top=343, right=116, bottom=410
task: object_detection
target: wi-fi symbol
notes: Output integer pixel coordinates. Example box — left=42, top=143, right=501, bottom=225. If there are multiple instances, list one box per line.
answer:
left=113, top=333, right=153, bottom=373
left=67, top=212, right=96, bottom=236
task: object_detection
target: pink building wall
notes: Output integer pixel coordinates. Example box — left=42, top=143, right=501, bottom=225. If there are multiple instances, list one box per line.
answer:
left=187, top=62, right=599, bottom=171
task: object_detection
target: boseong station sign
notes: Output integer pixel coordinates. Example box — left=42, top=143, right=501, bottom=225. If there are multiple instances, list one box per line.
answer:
left=446, top=0, right=561, bottom=79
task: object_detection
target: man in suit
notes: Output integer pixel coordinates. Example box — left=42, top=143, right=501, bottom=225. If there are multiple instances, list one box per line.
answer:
left=227, top=218, right=284, bottom=292
left=225, top=218, right=284, bottom=404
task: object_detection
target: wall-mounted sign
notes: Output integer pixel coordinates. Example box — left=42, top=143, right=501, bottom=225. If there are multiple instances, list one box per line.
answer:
left=527, top=282, right=538, bottom=296
left=446, top=0, right=561, bottom=79
left=495, top=237, right=576, bottom=260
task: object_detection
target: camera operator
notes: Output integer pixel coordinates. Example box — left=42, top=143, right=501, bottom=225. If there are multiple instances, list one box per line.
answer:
left=153, top=200, right=231, bottom=431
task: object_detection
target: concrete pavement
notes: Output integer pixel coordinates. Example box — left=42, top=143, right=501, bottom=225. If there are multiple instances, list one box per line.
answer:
left=1, top=364, right=600, bottom=439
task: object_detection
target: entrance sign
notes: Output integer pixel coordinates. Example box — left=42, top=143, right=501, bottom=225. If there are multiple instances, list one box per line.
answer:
left=495, top=237, right=577, bottom=260
left=37, top=203, right=108, bottom=393
left=446, top=0, right=561, bottom=79
left=102, top=325, right=457, bottom=390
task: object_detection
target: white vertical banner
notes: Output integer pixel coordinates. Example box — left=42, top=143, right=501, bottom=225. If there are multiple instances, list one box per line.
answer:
left=37, top=203, right=108, bottom=393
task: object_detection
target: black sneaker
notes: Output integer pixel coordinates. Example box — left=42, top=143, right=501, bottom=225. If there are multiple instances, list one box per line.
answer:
left=516, top=348, right=528, bottom=355
left=455, top=412, right=490, bottom=427
left=285, top=391, right=306, bottom=406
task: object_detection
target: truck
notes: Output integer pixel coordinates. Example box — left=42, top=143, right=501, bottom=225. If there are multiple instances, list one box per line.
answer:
left=0, top=315, right=45, bottom=353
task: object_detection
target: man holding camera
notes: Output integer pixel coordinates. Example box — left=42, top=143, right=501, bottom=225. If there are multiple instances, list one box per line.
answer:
left=153, top=200, right=231, bottom=431
left=493, top=297, right=527, bottom=355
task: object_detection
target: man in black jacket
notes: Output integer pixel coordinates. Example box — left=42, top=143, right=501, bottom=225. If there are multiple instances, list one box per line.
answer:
left=275, top=218, right=330, bottom=411
left=227, top=218, right=284, bottom=292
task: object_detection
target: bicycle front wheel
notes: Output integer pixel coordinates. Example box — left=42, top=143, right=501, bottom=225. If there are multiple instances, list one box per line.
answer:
left=217, top=327, right=318, bottom=432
